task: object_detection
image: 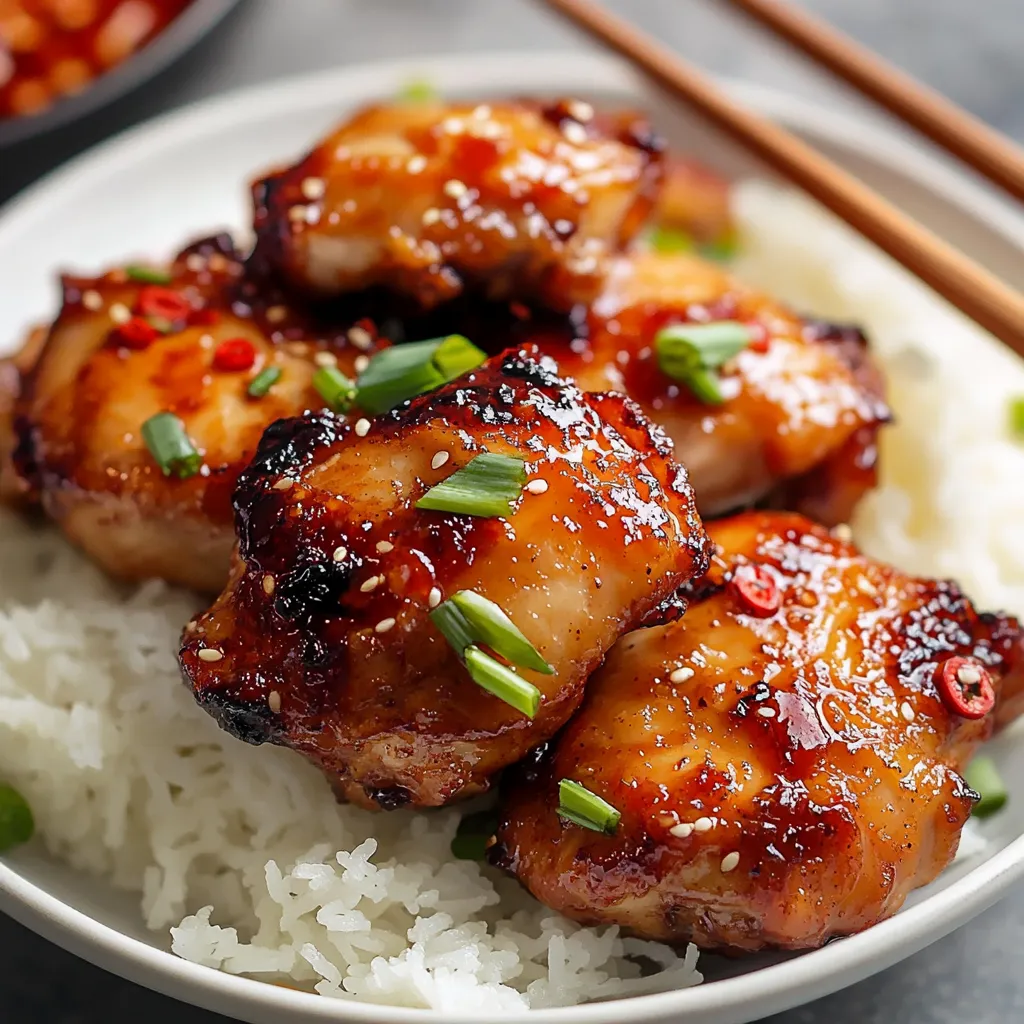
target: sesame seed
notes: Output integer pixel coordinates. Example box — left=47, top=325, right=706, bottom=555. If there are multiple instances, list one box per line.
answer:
left=185, top=253, right=206, bottom=272
left=562, top=122, right=588, bottom=145
left=288, top=204, right=308, bottom=223
left=354, top=418, right=371, bottom=437
left=197, top=648, right=223, bottom=662
left=422, top=207, right=441, bottom=226
left=354, top=355, right=370, bottom=373
left=721, top=851, right=740, bottom=873
left=262, top=574, right=276, bottom=595
left=669, top=822, right=694, bottom=839
left=900, top=701, right=916, bottom=722
left=431, top=451, right=450, bottom=470
left=333, top=546, right=348, bottom=562
left=568, top=100, right=594, bottom=122
left=833, top=523, right=853, bottom=543
left=525, top=479, right=549, bottom=495
left=670, top=667, right=694, bottom=684
left=375, top=617, right=396, bottom=634
left=82, top=289, right=103, bottom=311
left=443, top=179, right=468, bottom=199
left=406, top=155, right=427, bottom=174
left=957, top=664, right=982, bottom=686
left=265, top=305, right=287, bottom=324
left=428, top=587, right=442, bottom=608
left=348, top=326, right=373, bottom=350
left=857, top=577, right=878, bottom=596
left=360, top=575, right=382, bottom=593
left=694, top=816, right=714, bottom=833
left=757, top=706, right=777, bottom=719
left=300, top=176, right=326, bottom=201
left=267, top=690, right=282, bottom=713
left=272, top=477, right=294, bottom=491
left=376, top=541, right=394, bottom=553
left=109, top=302, right=131, bottom=324
left=314, top=351, right=338, bottom=367
left=208, top=254, right=229, bottom=273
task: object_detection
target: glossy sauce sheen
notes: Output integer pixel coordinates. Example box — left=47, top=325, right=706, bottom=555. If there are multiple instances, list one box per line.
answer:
left=494, top=512, right=1024, bottom=951
left=9, top=234, right=385, bottom=591
left=179, top=348, right=710, bottom=809
left=252, top=99, right=663, bottom=311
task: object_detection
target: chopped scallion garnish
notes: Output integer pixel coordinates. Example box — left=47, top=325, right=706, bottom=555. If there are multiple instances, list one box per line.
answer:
left=964, top=756, right=1008, bottom=819
left=398, top=77, right=438, bottom=103
left=355, top=335, right=485, bottom=414
left=141, top=412, right=202, bottom=479
left=0, top=782, right=35, bottom=852
left=430, top=590, right=551, bottom=717
left=699, top=230, right=740, bottom=262
left=147, top=316, right=174, bottom=335
left=654, top=320, right=752, bottom=405
left=450, top=808, right=501, bottom=860
left=647, top=225, right=695, bottom=254
left=557, top=779, right=620, bottom=835
left=247, top=366, right=282, bottom=398
left=1010, top=396, right=1024, bottom=440
left=416, top=453, right=526, bottom=518
left=125, top=264, right=173, bottom=284
left=313, top=366, right=356, bottom=413
left=464, top=646, right=542, bottom=719
left=450, top=590, right=552, bottom=674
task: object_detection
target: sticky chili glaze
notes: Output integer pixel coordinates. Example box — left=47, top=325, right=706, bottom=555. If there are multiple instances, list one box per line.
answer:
left=179, top=346, right=710, bottom=809
left=492, top=511, right=1024, bottom=952
left=251, top=98, right=663, bottom=312
left=8, top=233, right=386, bottom=591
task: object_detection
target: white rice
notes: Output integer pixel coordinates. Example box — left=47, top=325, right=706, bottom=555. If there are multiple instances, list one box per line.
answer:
left=0, top=181, right=1022, bottom=1011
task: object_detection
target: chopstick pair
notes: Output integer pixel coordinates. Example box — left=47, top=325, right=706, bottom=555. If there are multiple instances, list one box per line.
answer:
left=539, top=0, right=1024, bottom=360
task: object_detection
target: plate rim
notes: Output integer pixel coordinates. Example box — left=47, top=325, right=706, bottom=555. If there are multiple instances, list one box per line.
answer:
left=1, top=48, right=1023, bottom=1024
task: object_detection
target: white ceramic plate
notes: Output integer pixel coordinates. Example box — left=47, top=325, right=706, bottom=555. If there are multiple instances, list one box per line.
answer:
left=1, top=51, right=1024, bottom=1024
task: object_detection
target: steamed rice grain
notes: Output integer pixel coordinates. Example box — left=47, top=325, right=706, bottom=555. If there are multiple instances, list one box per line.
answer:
left=1, top=182, right=1022, bottom=1011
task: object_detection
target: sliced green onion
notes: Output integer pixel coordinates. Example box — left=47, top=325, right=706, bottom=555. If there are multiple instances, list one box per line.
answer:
left=355, top=335, right=486, bottom=414
left=1010, top=396, right=1024, bottom=440
left=964, top=756, right=1008, bottom=819
left=647, top=225, right=695, bottom=254
left=655, top=320, right=752, bottom=405
left=247, top=366, right=282, bottom=399
left=147, top=316, right=175, bottom=335
left=450, top=590, right=552, bottom=674
left=416, top=453, right=526, bottom=518
left=464, top=646, right=541, bottom=719
left=557, top=779, right=620, bottom=835
left=313, top=366, right=356, bottom=413
left=125, top=264, right=172, bottom=284
left=450, top=808, right=501, bottom=860
left=398, top=77, right=438, bottom=103
left=0, top=782, right=34, bottom=852
left=699, top=230, right=740, bottom=262
left=430, top=599, right=478, bottom=659
left=141, top=412, right=202, bottom=479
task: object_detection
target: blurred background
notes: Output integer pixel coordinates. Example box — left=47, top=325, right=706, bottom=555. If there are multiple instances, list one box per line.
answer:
left=2, top=1, right=1024, bottom=1022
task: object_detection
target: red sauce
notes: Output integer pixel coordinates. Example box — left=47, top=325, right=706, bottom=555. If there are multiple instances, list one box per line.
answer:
left=0, top=1, right=193, bottom=119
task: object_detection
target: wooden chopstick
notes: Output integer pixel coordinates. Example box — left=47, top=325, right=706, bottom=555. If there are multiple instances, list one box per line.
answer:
left=538, top=0, right=1024, bottom=359
left=723, top=0, right=1024, bottom=205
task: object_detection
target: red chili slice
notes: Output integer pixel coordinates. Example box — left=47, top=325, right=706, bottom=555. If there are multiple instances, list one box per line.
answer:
left=731, top=564, right=780, bottom=617
left=936, top=657, right=995, bottom=719
left=213, top=337, right=257, bottom=372
left=746, top=323, right=771, bottom=354
left=114, top=317, right=159, bottom=350
left=136, top=285, right=192, bottom=322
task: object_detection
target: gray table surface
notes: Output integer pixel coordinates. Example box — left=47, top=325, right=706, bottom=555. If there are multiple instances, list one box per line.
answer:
left=2, top=1, right=1023, bottom=1021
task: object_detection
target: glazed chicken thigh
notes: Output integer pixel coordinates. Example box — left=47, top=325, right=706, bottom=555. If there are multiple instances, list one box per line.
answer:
left=180, top=347, right=709, bottom=809
left=7, top=235, right=384, bottom=591
left=527, top=249, right=889, bottom=520
left=494, top=511, right=1024, bottom=951
left=252, top=99, right=663, bottom=311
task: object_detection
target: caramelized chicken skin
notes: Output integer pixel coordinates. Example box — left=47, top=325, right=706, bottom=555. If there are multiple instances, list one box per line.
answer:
left=252, top=99, right=663, bottom=311
left=180, top=348, right=709, bottom=809
left=494, top=512, right=1023, bottom=951
left=10, top=234, right=383, bottom=591
left=529, top=250, right=889, bottom=519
